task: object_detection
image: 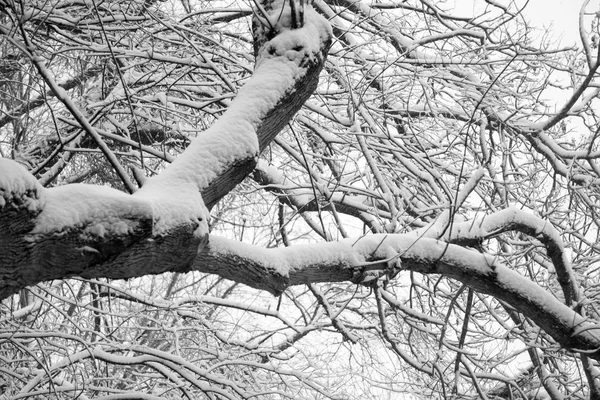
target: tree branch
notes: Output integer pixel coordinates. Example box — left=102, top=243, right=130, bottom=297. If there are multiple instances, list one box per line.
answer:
left=0, top=4, right=332, bottom=298
left=195, top=233, right=600, bottom=362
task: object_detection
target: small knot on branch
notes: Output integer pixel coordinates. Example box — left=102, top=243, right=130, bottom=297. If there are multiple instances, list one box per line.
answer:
left=351, top=256, right=403, bottom=289
left=252, top=0, right=320, bottom=58
left=253, top=0, right=305, bottom=31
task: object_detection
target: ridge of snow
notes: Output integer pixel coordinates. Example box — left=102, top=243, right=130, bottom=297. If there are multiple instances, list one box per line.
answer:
left=0, top=158, right=44, bottom=211
left=31, top=183, right=150, bottom=237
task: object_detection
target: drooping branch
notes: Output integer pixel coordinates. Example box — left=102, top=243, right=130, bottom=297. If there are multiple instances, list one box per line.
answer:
left=0, top=3, right=332, bottom=299
left=439, top=207, right=580, bottom=304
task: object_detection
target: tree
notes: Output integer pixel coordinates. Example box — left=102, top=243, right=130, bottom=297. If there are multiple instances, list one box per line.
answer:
left=1, top=0, right=600, bottom=398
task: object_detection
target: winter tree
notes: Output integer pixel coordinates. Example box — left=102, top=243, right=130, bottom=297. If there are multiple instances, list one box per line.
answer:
left=1, top=0, right=600, bottom=398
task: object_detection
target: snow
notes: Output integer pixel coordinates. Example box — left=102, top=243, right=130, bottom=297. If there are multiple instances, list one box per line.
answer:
left=256, top=7, right=331, bottom=67
left=0, top=158, right=44, bottom=211
left=208, top=236, right=360, bottom=277
left=26, top=181, right=209, bottom=238
left=0, top=157, right=208, bottom=237
left=491, top=262, right=600, bottom=344
left=135, top=183, right=209, bottom=238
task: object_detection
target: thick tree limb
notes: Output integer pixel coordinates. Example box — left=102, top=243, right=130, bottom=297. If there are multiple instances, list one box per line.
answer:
left=0, top=4, right=332, bottom=299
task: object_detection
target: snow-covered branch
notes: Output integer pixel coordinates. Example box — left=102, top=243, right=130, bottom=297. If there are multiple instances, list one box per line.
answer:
left=436, top=207, right=580, bottom=305
left=196, top=232, right=600, bottom=362
left=0, top=4, right=332, bottom=299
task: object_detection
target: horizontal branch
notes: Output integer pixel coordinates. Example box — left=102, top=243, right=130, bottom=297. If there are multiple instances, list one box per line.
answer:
left=196, top=233, right=600, bottom=362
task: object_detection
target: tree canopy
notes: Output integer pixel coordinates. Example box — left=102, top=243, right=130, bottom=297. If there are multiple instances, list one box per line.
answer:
left=1, top=0, right=600, bottom=398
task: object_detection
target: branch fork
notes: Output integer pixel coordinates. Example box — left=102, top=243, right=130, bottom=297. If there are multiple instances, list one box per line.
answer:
left=0, top=3, right=332, bottom=300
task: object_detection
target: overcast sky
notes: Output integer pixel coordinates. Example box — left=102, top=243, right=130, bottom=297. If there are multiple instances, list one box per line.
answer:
left=451, top=0, right=585, bottom=47
left=524, top=0, right=583, bottom=46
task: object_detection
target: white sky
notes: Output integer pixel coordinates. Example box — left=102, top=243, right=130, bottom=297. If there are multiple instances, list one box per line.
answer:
left=451, top=0, right=587, bottom=47
left=524, top=0, right=584, bottom=46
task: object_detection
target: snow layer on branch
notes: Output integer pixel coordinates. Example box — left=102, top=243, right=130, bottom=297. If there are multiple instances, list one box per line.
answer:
left=0, top=158, right=44, bottom=211
left=208, top=236, right=360, bottom=277
left=208, top=232, right=600, bottom=352
left=256, top=7, right=332, bottom=69
left=2, top=7, right=331, bottom=241
left=29, top=182, right=208, bottom=238
left=145, top=6, right=331, bottom=191
left=0, top=158, right=208, bottom=237
left=135, top=183, right=209, bottom=238
left=32, top=183, right=151, bottom=237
